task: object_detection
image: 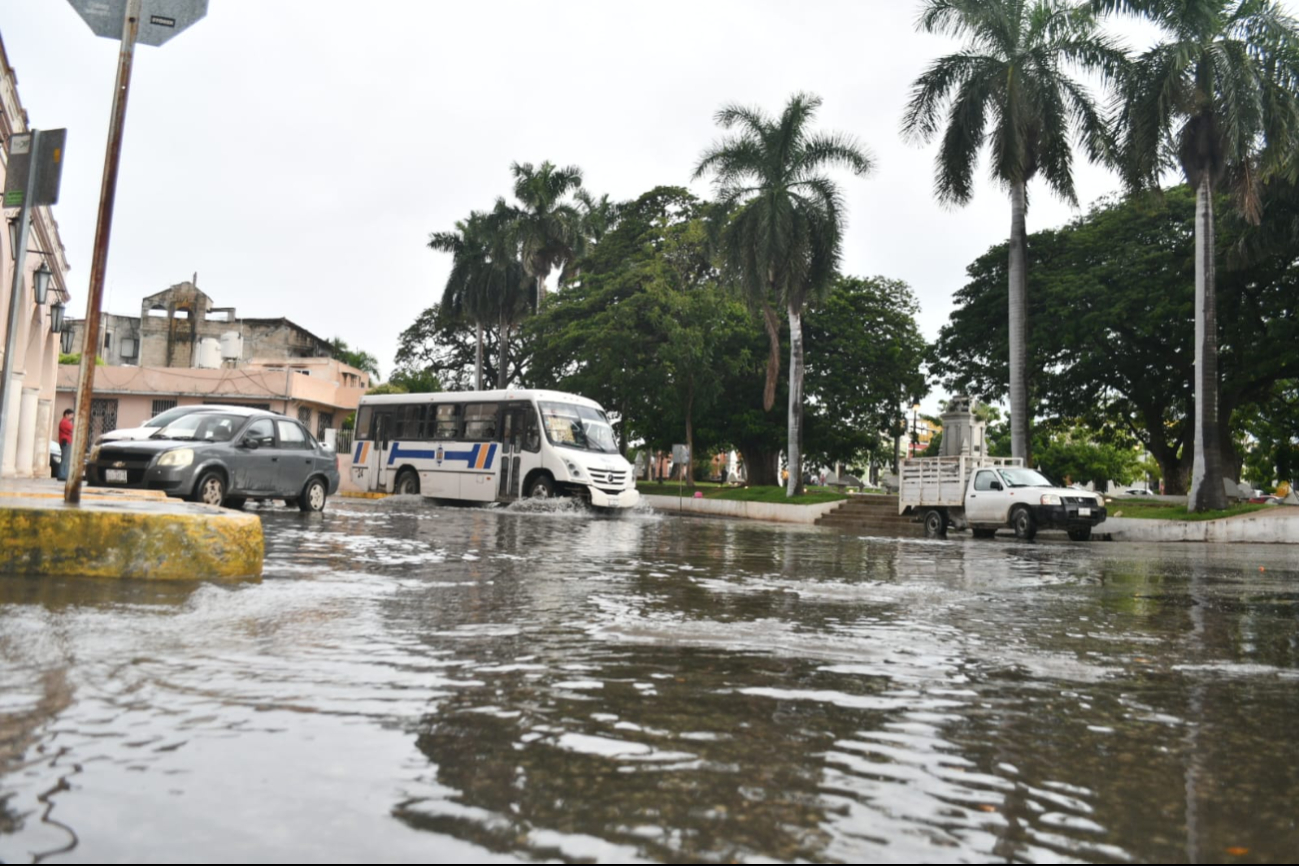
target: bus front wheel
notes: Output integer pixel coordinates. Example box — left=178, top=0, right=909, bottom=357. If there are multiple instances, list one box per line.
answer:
left=395, top=469, right=420, bottom=496
left=527, top=475, right=555, bottom=499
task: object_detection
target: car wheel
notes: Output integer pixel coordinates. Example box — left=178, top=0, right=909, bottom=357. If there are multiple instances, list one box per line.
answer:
left=395, top=469, right=420, bottom=496
left=191, top=471, right=227, bottom=507
left=971, top=528, right=997, bottom=539
left=923, top=509, right=947, bottom=538
left=1068, top=527, right=1092, bottom=542
left=1012, top=506, right=1037, bottom=541
left=298, top=477, right=327, bottom=513
left=527, top=474, right=555, bottom=499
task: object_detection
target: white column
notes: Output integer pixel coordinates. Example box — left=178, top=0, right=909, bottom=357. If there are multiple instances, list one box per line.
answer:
left=33, top=399, right=52, bottom=477
left=2, top=370, right=24, bottom=476
left=15, top=386, right=39, bottom=478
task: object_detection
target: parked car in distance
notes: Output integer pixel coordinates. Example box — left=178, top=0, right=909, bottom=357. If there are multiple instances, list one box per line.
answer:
left=1121, top=488, right=1154, bottom=496
left=86, top=407, right=339, bottom=511
left=1248, top=494, right=1281, bottom=505
left=47, top=438, right=60, bottom=476
left=97, top=403, right=251, bottom=444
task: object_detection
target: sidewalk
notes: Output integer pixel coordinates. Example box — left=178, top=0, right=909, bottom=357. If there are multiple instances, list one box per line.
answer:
left=0, top=477, right=264, bottom=581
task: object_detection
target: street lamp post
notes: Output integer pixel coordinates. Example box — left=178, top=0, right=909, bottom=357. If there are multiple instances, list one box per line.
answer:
left=911, top=399, right=921, bottom=457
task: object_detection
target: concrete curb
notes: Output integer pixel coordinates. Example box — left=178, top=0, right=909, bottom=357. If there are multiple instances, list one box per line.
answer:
left=643, top=493, right=842, bottom=525
left=1098, top=511, right=1299, bottom=544
left=1, top=490, right=265, bottom=581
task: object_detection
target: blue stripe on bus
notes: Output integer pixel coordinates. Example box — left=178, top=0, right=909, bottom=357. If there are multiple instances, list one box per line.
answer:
left=387, top=442, right=496, bottom=469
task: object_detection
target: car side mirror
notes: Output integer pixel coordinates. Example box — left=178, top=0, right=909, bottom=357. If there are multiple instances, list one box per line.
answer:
left=241, top=437, right=260, bottom=450
left=990, top=481, right=1003, bottom=491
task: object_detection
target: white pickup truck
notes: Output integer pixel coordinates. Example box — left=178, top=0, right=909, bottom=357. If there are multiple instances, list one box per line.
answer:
left=899, top=456, right=1107, bottom=541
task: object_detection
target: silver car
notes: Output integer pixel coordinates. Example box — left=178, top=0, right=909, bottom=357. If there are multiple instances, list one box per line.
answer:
left=87, top=408, right=340, bottom=511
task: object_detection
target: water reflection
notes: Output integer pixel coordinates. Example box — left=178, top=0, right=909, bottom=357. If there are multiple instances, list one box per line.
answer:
left=1, top=498, right=1298, bottom=863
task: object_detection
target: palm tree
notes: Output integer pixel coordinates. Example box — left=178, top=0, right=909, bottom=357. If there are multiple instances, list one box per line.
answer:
left=428, top=207, right=531, bottom=389
left=509, top=161, right=586, bottom=310
left=695, top=92, right=874, bottom=497
left=1094, top=0, right=1299, bottom=512
left=902, top=0, right=1126, bottom=463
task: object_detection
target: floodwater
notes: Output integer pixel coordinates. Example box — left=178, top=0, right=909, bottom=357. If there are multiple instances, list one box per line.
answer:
left=2, top=498, right=1298, bottom=864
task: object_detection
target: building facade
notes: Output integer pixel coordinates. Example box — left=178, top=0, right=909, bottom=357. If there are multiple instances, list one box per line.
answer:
left=1, top=35, right=73, bottom=479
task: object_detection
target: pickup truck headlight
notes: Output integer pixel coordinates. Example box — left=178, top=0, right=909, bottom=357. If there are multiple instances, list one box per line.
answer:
left=157, top=448, right=194, bottom=468
left=1040, top=493, right=1063, bottom=506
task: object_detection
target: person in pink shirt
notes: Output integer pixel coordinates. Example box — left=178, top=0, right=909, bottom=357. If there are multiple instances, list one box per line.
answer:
left=57, top=408, right=73, bottom=480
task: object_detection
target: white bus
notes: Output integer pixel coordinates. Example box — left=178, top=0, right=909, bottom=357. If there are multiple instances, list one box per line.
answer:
left=348, top=389, right=640, bottom=510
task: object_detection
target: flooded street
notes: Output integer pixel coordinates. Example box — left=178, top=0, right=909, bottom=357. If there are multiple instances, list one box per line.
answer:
left=2, top=498, right=1298, bottom=864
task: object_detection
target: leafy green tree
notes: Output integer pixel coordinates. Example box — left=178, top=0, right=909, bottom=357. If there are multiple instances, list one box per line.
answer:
left=509, top=161, right=585, bottom=311
left=801, top=276, right=928, bottom=468
left=1094, top=0, right=1299, bottom=510
left=330, top=337, right=381, bottom=379
left=1033, top=429, right=1143, bottom=491
left=393, top=303, right=530, bottom=393
left=695, top=92, right=874, bottom=496
left=388, top=368, right=442, bottom=394
left=931, top=185, right=1299, bottom=493
left=1239, top=380, right=1299, bottom=491
left=903, top=0, right=1125, bottom=463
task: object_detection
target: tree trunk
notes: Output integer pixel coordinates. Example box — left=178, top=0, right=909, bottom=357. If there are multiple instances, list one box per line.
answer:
left=474, top=322, right=484, bottom=391
left=761, top=302, right=782, bottom=412
left=786, top=306, right=804, bottom=497
left=1188, top=177, right=1228, bottom=511
left=1008, top=180, right=1031, bottom=464
left=497, top=314, right=509, bottom=389
left=535, top=274, right=546, bottom=313
left=738, top=443, right=780, bottom=486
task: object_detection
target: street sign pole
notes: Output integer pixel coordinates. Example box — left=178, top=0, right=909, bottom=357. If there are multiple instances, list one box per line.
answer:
left=0, top=130, right=43, bottom=471
left=63, top=0, right=141, bottom=504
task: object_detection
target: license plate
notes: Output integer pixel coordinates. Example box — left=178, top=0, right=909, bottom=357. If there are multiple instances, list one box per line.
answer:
left=1079, top=507, right=1091, bottom=517
left=106, top=469, right=128, bottom=483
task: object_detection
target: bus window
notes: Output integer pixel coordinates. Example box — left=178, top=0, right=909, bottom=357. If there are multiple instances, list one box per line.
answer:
left=355, top=406, right=373, bottom=440
left=463, top=403, right=498, bottom=440
left=434, top=404, right=460, bottom=439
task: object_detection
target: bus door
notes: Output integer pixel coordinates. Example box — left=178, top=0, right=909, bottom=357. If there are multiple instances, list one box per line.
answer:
left=497, top=402, right=542, bottom=501
left=356, top=408, right=394, bottom=492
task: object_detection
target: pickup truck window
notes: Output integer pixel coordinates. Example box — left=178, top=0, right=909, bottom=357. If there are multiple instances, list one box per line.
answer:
left=998, top=467, right=1054, bottom=488
left=974, top=470, right=998, bottom=491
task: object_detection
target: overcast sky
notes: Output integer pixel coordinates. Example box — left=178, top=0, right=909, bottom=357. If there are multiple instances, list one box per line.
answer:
left=3, top=0, right=1295, bottom=407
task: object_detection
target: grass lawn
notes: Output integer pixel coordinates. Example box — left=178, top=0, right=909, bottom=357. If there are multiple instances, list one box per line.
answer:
left=636, top=482, right=849, bottom=506
left=1105, top=498, right=1273, bottom=521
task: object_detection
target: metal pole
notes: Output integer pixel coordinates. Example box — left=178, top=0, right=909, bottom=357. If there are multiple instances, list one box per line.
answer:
left=0, top=129, right=42, bottom=475
left=64, top=0, right=141, bottom=504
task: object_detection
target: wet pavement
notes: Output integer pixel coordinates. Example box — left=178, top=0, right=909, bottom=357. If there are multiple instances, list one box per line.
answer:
left=2, top=497, right=1298, bottom=863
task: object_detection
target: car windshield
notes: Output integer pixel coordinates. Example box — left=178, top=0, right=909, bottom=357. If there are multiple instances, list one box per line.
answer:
left=996, top=467, right=1055, bottom=488
left=539, top=401, right=618, bottom=454
left=145, top=406, right=205, bottom=428
left=154, top=413, right=241, bottom=443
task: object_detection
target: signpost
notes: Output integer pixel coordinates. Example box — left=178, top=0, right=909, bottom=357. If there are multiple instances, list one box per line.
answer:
left=62, top=0, right=207, bottom=503
left=0, top=128, right=66, bottom=475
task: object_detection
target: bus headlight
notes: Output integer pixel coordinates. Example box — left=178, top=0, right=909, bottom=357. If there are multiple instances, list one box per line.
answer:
left=564, top=460, right=584, bottom=479
left=1040, top=493, right=1063, bottom=505
left=157, top=449, right=194, bottom=468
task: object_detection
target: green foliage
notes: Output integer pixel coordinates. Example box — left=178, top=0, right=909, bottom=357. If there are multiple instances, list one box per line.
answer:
left=58, top=353, right=105, bottom=366
left=931, top=185, right=1299, bottom=494
left=635, top=482, right=848, bottom=506
left=387, top=368, right=442, bottom=394
left=1033, top=430, right=1143, bottom=491
left=1238, top=381, right=1299, bottom=489
left=330, top=337, right=381, bottom=379
left=365, top=382, right=408, bottom=396
left=392, top=303, right=529, bottom=392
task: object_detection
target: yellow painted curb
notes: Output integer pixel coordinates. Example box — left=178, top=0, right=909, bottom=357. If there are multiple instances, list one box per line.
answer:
left=340, top=491, right=389, bottom=499
left=0, top=500, right=264, bottom=582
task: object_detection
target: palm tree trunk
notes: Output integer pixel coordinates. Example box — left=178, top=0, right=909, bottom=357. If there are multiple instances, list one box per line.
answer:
left=1008, top=179, right=1031, bottom=463
left=786, top=306, right=804, bottom=497
left=761, top=302, right=782, bottom=412
left=535, top=274, right=546, bottom=313
left=497, top=313, right=509, bottom=390
left=1188, top=177, right=1227, bottom=511
left=474, top=322, right=484, bottom=391
left=685, top=394, right=694, bottom=490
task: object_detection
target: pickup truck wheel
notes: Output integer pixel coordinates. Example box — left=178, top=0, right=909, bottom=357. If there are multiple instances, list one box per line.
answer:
left=1068, top=527, right=1092, bottom=542
left=923, top=509, right=947, bottom=538
left=1012, top=506, right=1037, bottom=541
left=971, top=528, right=997, bottom=539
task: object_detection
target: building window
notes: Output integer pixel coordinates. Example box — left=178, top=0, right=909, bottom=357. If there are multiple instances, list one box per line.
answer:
left=151, top=399, right=177, bottom=416
left=147, top=305, right=167, bottom=318
left=316, top=412, right=333, bottom=440
left=120, top=337, right=137, bottom=358
left=298, top=406, right=312, bottom=427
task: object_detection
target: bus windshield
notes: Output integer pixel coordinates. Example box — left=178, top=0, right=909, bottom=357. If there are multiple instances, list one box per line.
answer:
left=539, top=401, right=618, bottom=454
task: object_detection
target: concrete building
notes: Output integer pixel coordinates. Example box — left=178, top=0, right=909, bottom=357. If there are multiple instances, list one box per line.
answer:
left=0, top=35, right=73, bottom=479
left=64, top=279, right=336, bottom=369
